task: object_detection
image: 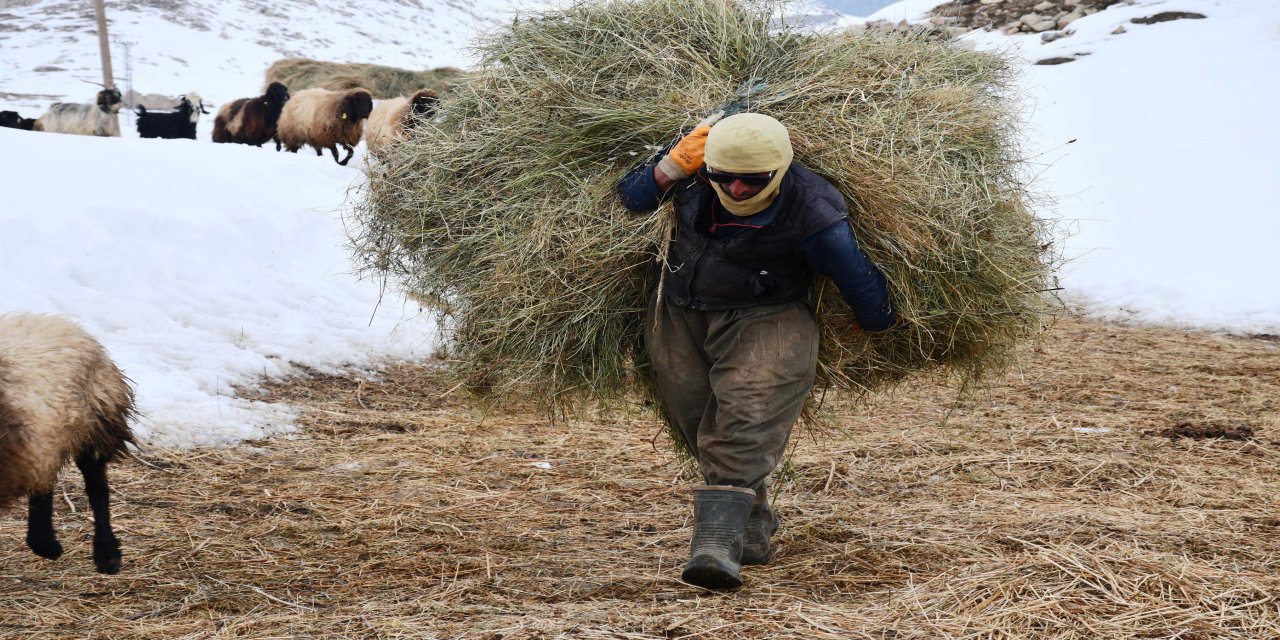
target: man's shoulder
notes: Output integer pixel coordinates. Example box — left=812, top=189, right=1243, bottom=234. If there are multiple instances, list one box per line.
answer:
left=784, top=164, right=846, bottom=220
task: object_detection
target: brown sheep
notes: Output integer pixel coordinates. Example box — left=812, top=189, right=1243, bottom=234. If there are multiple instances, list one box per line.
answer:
left=364, top=88, right=439, bottom=158
left=212, top=82, right=291, bottom=149
left=276, top=87, right=374, bottom=166
left=0, top=313, right=137, bottom=574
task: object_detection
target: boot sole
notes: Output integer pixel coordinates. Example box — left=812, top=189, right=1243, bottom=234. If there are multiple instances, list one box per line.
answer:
left=682, top=560, right=743, bottom=589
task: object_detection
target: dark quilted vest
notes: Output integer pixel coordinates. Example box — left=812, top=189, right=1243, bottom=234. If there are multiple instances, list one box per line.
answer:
left=663, top=163, right=848, bottom=310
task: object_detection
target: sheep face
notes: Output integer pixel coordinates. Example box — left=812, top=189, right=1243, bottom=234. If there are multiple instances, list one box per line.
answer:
left=97, top=88, right=123, bottom=114
left=342, top=90, right=373, bottom=122
left=409, top=89, right=440, bottom=117
left=265, top=82, right=290, bottom=106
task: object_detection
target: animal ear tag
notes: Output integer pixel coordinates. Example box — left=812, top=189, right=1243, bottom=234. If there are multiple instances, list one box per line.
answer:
left=342, top=112, right=348, bottom=119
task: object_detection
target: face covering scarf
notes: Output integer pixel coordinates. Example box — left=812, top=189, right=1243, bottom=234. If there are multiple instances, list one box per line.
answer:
left=702, top=113, right=794, bottom=217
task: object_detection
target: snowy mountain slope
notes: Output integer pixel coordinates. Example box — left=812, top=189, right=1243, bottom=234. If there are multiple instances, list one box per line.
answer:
left=978, top=0, right=1280, bottom=333
left=0, top=0, right=532, bottom=115
left=0, top=124, right=435, bottom=447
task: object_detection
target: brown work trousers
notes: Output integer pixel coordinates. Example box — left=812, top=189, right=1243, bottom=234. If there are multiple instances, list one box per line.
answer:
left=645, top=292, right=819, bottom=501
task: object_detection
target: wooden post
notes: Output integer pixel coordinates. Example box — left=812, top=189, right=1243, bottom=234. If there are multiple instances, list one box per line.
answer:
left=93, top=0, right=114, bottom=87
left=92, top=0, right=119, bottom=133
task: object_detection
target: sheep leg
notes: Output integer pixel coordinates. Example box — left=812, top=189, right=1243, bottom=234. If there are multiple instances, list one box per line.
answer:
left=336, top=144, right=354, bottom=167
left=76, top=453, right=122, bottom=574
left=25, top=491, right=63, bottom=560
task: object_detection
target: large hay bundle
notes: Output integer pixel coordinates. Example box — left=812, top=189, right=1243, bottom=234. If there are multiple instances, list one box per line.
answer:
left=352, top=0, right=1058, bottom=415
left=265, top=58, right=467, bottom=100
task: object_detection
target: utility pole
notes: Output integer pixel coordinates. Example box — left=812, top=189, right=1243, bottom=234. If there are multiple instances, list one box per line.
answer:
left=92, top=0, right=119, bottom=132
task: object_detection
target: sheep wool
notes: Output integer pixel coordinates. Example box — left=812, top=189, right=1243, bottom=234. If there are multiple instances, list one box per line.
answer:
left=212, top=82, right=291, bottom=148
left=276, top=87, right=374, bottom=165
left=0, top=314, right=135, bottom=509
left=365, top=88, right=439, bottom=157
left=364, top=96, right=410, bottom=157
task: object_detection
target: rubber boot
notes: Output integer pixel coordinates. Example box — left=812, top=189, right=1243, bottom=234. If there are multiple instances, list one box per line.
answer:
left=681, top=484, right=755, bottom=589
left=741, top=502, right=779, bottom=565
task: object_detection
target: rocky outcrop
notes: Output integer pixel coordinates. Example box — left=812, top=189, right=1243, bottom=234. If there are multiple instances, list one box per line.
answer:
left=930, top=0, right=1124, bottom=35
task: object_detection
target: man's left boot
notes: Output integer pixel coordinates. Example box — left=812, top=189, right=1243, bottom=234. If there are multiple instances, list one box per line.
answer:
left=681, top=484, right=755, bottom=589
left=741, top=501, right=779, bottom=565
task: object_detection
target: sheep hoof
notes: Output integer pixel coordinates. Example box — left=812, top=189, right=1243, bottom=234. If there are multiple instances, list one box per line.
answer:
left=26, top=534, right=63, bottom=560
left=94, top=537, right=122, bottom=574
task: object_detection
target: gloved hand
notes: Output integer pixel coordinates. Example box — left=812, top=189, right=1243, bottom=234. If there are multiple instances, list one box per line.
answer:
left=656, top=111, right=724, bottom=181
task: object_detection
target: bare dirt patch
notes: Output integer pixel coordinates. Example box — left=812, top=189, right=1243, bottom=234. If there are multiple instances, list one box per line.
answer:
left=2, top=315, right=1278, bottom=638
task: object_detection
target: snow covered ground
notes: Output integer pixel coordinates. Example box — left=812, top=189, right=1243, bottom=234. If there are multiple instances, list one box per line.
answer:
left=0, top=0, right=531, bottom=116
left=0, top=126, right=435, bottom=447
left=1, top=0, right=1276, bottom=447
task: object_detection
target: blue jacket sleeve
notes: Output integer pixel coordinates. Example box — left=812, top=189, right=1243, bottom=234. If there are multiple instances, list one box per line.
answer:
left=618, top=146, right=679, bottom=212
left=799, top=222, right=896, bottom=332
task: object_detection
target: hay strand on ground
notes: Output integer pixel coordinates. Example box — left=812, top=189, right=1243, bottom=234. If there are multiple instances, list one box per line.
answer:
left=351, top=0, right=1059, bottom=414
left=3, top=318, right=1278, bottom=638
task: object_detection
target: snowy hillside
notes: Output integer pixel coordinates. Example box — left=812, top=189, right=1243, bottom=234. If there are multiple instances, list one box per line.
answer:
left=0, top=125, right=436, bottom=447
left=0, top=0, right=529, bottom=115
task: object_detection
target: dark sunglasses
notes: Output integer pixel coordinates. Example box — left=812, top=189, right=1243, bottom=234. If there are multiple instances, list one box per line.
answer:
left=700, top=168, right=776, bottom=186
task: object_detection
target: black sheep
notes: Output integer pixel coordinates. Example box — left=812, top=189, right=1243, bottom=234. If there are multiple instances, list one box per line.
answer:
left=212, top=82, right=291, bottom=149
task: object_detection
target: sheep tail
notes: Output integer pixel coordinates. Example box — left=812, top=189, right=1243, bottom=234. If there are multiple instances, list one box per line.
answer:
left=0, top=363, right=34, bottom=509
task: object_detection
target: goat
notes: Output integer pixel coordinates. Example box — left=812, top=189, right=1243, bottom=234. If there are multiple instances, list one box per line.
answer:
left=364, top=88, right=439, bottom=158
left=276, top=87, right=374, bottom=166
left=33, top=88, right=123, bottom=137
left=0, top=313, right=137, bottom=574
left=212, top=82, right=290, bottom=149
left=136, top=92, right=209, bottom=140
left=0, top=110, right=36, bottom=130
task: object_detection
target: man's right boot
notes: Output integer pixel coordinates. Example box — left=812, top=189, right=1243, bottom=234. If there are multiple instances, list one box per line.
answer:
left=681, top=484, right=755, bottom=589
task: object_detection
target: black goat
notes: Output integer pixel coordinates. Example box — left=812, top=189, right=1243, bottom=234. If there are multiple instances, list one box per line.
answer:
left=136, top=93, right=209, bottom=140
left=1, top=110, right=38, bottom=131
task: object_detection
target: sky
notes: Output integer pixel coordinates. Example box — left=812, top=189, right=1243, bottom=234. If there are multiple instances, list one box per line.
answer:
left=1, top=0, right=1277, bottom=448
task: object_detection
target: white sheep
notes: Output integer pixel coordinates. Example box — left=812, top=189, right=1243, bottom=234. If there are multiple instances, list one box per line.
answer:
left=33, top=88, right=123, bottom=137
left=364, top=88, right=439, bottom=158
left=276, top=87, right=374, bottom=166
left=0, top=313, right=137, bottom=574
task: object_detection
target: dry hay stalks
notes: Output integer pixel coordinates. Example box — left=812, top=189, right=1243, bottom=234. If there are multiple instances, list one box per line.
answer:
left=2, top=318, right=1278, bottom=638
left=351, top=0, right=1062, bottom=424
left=265, top=58, right=469, bottom=100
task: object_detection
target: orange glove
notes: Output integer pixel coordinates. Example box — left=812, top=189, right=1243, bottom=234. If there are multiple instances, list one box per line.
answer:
left=657, top=111, right=724, bottom=181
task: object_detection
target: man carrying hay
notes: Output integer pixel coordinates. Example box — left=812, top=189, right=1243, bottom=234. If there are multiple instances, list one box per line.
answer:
left=618, top=112, right=896, bottom=589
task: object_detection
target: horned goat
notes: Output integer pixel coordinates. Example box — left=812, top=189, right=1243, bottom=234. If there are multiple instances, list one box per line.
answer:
left=33, top=88, right=123, bottom=137
left=276, top=87, right=374, bottom=166
left=212, top=82, right=290, bottom=149
left=136, top=92, right=209, bottom=140
left=364, top=89, right=439, bottom=158
left=0, top=313, right=137, bottom=574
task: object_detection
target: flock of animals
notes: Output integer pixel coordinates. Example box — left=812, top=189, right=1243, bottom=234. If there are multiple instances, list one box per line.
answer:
left=0, top=83, right=440, bottom=166
left=0, top=81, right=444, bottom=575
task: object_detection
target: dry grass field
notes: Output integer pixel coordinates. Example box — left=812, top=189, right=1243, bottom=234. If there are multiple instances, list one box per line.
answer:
left=2, top=315, right=1278, bottom=639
